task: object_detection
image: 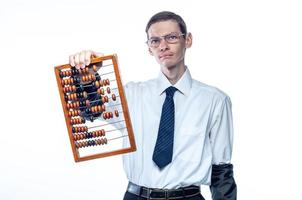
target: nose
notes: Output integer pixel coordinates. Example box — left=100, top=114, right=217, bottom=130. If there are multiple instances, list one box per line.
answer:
left=159, top=39, right=169, bottom=52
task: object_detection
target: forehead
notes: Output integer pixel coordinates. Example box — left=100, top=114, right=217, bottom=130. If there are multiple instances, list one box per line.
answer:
left=147, top=20, right=181, bottom=37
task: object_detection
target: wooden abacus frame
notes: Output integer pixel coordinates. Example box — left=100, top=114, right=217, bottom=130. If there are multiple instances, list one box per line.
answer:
left=54, top=54, right=136, bottom=162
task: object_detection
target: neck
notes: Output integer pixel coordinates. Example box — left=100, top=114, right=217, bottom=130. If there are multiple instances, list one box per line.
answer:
left=161, top=62, right=186, bottom=85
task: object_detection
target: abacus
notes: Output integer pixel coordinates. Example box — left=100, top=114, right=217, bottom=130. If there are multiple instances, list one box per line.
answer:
left=54, top=54, right=136, bottom=162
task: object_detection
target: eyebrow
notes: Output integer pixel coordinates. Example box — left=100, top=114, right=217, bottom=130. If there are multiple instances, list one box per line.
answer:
left=149, top=32, right=179, bottom=38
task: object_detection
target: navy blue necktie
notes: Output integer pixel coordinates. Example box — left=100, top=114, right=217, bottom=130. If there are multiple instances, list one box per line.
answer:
left=152, top=86, right=177, bottom=169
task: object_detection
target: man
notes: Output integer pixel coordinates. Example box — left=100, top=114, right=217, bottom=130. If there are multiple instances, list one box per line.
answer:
left=70, top=11, right=236, bottom=200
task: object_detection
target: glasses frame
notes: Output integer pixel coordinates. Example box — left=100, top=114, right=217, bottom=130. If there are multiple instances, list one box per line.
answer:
left=146, top=32, right=186, bottom=48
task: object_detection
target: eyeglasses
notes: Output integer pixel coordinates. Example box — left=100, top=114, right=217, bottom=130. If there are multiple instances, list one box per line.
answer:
left=146, top=33, right=185, bottom=48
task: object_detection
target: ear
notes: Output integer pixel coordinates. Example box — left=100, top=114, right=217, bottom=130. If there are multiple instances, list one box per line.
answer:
left=148, top=47, right=154, bottom=56
left=185, top=32, right=193, bottom=48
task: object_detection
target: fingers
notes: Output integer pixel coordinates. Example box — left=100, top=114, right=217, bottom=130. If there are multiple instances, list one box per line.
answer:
left=69, top=50, right=104, bottom=69
left=91, top=51, right=104, bottom=58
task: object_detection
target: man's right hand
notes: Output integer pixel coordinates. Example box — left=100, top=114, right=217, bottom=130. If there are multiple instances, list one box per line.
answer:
left=69, top=50, right=104, bottom=69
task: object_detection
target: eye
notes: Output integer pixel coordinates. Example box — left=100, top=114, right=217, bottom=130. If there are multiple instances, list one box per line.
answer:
left=167, top=34, right=178, bottom=40
left=150, top=38, right=160, bottom=44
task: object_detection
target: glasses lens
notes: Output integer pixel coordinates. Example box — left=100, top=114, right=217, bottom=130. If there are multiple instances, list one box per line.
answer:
left=165, top=34, right=179, bottom=43
left=148, top=37, right=161, bottom=47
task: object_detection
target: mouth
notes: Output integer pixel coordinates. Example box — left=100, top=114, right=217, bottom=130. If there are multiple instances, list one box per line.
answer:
left=159, top=53, right=173, bottom=60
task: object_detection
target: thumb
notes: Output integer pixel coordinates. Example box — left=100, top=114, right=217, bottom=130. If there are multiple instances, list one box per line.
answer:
left=91, top=51, right=104, bottom=58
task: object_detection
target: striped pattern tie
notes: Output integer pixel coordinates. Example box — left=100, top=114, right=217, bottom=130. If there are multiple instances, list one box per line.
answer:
left=152, top=86, right=177, bottom=169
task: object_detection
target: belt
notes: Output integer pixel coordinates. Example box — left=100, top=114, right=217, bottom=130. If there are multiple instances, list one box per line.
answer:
left=127, top=182, right=201, bottom=199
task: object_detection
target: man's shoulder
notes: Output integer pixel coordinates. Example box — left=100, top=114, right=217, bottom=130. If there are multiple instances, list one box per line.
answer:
left=124, top=78, right=157, bottom=93
left=191, top=79, right=230, bottom=100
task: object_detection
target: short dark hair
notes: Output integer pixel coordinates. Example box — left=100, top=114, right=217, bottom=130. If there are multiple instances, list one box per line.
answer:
left=145, top=11, right=187, bottom=38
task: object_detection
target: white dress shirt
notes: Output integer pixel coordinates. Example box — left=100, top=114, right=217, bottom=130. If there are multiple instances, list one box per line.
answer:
left=122, top=67, right=234, bottom=189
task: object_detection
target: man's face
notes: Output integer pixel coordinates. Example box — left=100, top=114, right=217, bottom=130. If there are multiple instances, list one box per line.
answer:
left=147, top=20, right=192, bottom=70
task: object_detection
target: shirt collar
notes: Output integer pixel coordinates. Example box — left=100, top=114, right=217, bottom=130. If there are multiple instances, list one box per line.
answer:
left=156, top=66, right=192, bottom=96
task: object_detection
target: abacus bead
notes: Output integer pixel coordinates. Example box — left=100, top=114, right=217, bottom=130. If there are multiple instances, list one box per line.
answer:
left=99, top=80, right=103, bottom=87
left=59, top=71, right=64, bottom=78
left=92, top=132, right=96, bottom=137
left=93, top=65, right=97, bottom=72
left=115, top=110, right=119, bottom=117
left=89, top=116, right=94, bottom=122
left=95, top=73, right=100, bottom=81
left=75, top=76, right=80, bottom=84
left=95, top=81, right=99, bottom=88
left=85, top=108, right=91, bottom=114
left=86, top=100, right=90, bottom=107
left=107, top=87, right=111, bottom=94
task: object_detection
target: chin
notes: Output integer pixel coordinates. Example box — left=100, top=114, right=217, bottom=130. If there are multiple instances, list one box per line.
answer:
left=159, top=60, right=175, bottom=69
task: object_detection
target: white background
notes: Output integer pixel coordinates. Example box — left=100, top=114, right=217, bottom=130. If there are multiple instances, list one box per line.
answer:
left=0, top=0, right=302, bottom=199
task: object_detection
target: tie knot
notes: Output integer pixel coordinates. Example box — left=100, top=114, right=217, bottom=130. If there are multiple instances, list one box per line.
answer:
left=165, top=86, right=177, bottom=98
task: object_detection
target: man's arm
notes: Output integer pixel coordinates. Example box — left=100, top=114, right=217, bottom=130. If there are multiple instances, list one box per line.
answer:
left=210, top=164, right=237, bottom=200
left=209, top=96, right=237, bottom=200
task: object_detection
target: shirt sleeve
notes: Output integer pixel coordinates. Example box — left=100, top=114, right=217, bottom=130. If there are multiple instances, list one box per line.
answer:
left=209, top=95, right=234, bottom=164
left=209, top=95, right=237, bottom=200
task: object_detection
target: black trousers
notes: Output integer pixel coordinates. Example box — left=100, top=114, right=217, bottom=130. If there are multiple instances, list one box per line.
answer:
left=123, top=191, right=205, bottom=200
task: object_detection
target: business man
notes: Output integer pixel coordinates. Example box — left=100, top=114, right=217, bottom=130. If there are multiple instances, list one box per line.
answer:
left=69, top=11, right=237, bottom=200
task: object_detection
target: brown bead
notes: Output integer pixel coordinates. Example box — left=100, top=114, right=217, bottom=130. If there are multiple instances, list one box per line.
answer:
left=104, top=96, right=109, bottom=102
left=112, top=94, right=116, bottom=101
left=95, top=81, right=99, bottom=88
left=85, top=100, right=90, bottom=107
left=92, top=131, right=96, bottom=137
left=102, top=104, right=106, bottom=111
left=103, top=112, right=107, bottom=119
left=106, top=87, right=111, bottom=94
left=114, top=110, right=119, bottom=117
left=83, top=91, right=87, bottom=99
left=93, top=65, right=97, bottom=72
left=99, top=80, right=103, bottom=87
